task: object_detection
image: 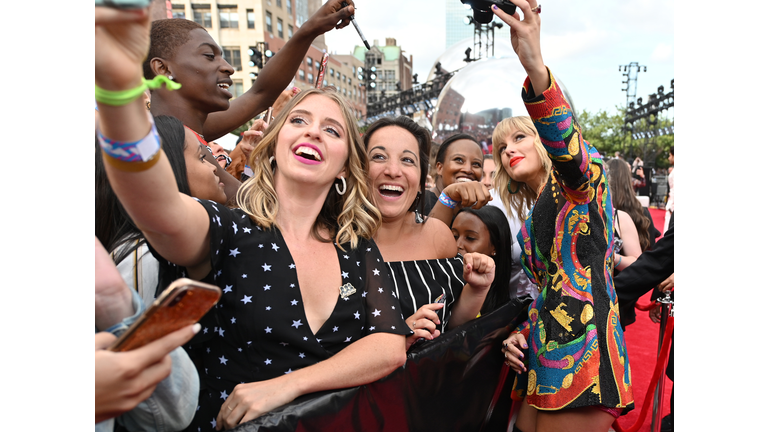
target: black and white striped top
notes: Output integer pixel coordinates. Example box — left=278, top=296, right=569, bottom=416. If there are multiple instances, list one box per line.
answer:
left=385, top=256, right=466, bottom=333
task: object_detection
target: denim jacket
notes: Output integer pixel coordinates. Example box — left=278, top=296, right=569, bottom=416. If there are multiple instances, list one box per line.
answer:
left=96, top=289, right=199, bottom=432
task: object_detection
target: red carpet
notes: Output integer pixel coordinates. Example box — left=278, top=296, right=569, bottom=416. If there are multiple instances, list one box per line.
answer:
left=612, top=207, right=672, bottom=431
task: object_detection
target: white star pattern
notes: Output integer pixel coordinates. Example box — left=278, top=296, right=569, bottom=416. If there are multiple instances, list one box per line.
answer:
left=220, top=390, right=228, bottom=400
left=262, top=263, right=272, bottom=271
left=333, top=326, right=339, bottom=332
left=378, top=287, right=383, bottom=293
left=316, top=338, right=322, bottom=343
left=242, top=274, right=248, bottom=279
left=369, top=326, right=376, bottom=331
left=272, top=243, right=280, bottom=251
left=265, top=327, right=272, bottom=333
left=215, top=215, right=221, bottom=226
left=362, top=291, right=367, bottom=297
left=229, top=248, right=240, bottom=257
left=343, top=255, right=349, bottom=259
left=243, top=227, right=251, bottom=233
left=285, top=369, right=293, bottom=374
left=223, top=285, right=232, bottom=293
left=372, top=309, right=381, bottom=317
left=211, top=419, right=217, bottom=429
left=232, top=221, right=238, bottom=235
left=258, top=244, right=264, bottom=248
left=341, top=271, right=349, bottom=279
left=219, top=356, right=228, bottom=365
left=203, top=327, right=209, bottom=334
left=264, top=359, right=272, bottom=365
left=354, top=311, right=360, bottom=319
left=299, top=352, right=305, bottom=358
left=290, top=299, right=298, bottom=306
left=264, top=284, right=271, bottom=291
left=241, top=295, right=252, bottom=304
left=266, top=306, right=272, bottom=310
left=372, top=268, right=380, bottom=275
left=218, top=328, right=225, bottom=337
left=289, top=263, right=296, bottom=269
left=344, top=336, right=352, bottom=342
left=292, top=320, right=303, bottom=328
left=231, top=317, right=236, bottom=324
left=303, top=337, right=308, bottom=341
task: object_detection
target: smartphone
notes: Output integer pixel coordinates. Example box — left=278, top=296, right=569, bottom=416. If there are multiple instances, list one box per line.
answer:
left=96, top=0, right=152, bottom=9
left=109, top=278, right=222, bottom=352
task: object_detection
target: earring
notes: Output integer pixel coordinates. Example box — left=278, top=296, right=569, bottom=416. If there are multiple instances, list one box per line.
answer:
left=335, top=176, right=347, bottom=195
left=168, top=75, right=174, bottom=81
left=146, top=100, right=151, bottom=110
left=507, top=179, right=520, bottom=195
left=268, top=156, right=275, bottom=165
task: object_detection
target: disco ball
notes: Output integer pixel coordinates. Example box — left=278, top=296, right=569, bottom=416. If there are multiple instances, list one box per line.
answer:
left=430, top=57, right=576, bottom=143
left=425, top=37, right=517, bottom=82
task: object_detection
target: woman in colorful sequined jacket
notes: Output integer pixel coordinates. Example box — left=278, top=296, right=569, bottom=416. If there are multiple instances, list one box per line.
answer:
left=491, top=2, right=634, bottom=431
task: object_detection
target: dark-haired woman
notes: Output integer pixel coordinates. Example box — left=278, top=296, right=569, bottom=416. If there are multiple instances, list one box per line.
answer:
left=426, top=133, right=493, bottom=227
left=143, top=0, right=358, bottom=203
left=96, top=115, right=227, bottom=305
left=363, top=116, right=496, bottom=349
left=451, top=206, right=512, bottom=315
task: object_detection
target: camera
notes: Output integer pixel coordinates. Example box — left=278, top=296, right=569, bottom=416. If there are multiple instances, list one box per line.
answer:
left=460, top=0, right=517, bottom=24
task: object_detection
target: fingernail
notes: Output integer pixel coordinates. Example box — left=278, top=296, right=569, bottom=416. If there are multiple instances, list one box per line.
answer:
left=492, top=4, right=498, bottom=10
left=519, top=354, right=524, bottom=359
left=192, top=323, right=202, bottom=334
left=522, top=343, right=528, bottom=349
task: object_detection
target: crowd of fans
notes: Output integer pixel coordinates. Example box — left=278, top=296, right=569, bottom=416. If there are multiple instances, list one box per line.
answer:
left=94, top=1, right=674, bottom=431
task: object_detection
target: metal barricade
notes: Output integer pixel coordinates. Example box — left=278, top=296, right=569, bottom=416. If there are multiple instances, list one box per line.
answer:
left=650, top=292, right=674, bottom=432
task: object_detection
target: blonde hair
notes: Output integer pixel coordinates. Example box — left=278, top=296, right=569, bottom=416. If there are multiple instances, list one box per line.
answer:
left=236, top=88, right=381, bottom=250
left=491, top=116, right=552, bottom=223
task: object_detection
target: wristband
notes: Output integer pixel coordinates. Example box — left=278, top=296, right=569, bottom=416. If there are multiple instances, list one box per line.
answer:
left=438, top=191, right=458, bottom=209
left=95, top=75, right=181, bottom=106
left=98, top=121, right=162, bottom=172
left=615, top=254, right=623, bottom=268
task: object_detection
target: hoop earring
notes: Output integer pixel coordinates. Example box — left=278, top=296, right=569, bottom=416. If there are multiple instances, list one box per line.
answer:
left=507, top=179, right=520, bottom=195
left=335, top=176, right=347, bottom=195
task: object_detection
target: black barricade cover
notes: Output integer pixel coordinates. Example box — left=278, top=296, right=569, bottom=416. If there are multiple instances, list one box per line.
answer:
left=232, top=297, right=532, bottom=432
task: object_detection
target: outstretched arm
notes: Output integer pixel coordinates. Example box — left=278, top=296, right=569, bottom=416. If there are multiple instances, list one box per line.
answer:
left=95, top=6, right=211, bottom=271
left=447, top=252, right=495, bottom=329
left=202, top=0, right=356, bottom=140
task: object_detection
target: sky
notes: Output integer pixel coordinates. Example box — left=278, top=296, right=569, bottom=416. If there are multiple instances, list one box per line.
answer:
left=325, top=0, right=674, bottom=117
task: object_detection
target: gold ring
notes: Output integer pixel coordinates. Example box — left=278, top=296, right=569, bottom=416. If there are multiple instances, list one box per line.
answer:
left=531, top=5, right=541, bottom=13
left=228, top=405, right=234, bottom=411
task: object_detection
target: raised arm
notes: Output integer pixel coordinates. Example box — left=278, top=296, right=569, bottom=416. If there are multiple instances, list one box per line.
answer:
left=95, top=6, right=211, bottom=272
left=446, top=252, right=495, bottom=329
left=202, top=0, right=356, bottom=140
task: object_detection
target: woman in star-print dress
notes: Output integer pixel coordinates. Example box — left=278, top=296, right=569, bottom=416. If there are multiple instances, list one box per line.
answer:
left=98, top=29, right=412, bottom=430
left=491, top=4, right=633, bottom=432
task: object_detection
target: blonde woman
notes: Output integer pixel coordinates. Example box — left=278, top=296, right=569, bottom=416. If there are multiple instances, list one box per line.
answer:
left=491, top=2, right=633, bottom=431
left=95, top=7, right=409, bottom=431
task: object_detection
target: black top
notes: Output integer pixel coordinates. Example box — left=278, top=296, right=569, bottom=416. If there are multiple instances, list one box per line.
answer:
left=153, top=198, right=411, bottom=431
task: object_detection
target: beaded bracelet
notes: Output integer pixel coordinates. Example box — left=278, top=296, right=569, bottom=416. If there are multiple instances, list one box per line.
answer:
left=95, top=75, right=181, bottom=106
left=438, top=191, right=458, bottom=209
left=98, top=121, right=162, bottom=172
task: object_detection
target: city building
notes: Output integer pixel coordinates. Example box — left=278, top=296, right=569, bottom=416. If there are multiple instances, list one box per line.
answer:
left=352, top=38, right=413, bottom=106
left=167, top=0, right=365, bottom=120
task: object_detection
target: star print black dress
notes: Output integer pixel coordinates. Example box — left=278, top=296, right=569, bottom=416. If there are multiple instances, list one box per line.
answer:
left=153, top=199, right=412, bottom=431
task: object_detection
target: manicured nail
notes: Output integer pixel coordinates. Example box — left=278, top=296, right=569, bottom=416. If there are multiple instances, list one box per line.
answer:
left=519, top=354, right=524, bottom=359
left=492, top=4, right=498, bottom=10
left=192, top=323, right=202, bottom=334
left=522, top=343, right=528, bottom=349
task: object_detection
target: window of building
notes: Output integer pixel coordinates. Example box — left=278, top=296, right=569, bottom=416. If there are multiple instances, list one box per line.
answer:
left=222, top=47, right=242, bottom=71
left=323, top=79, right=328, bottom=87
left=288, top=24, right=293, bottom=38
left=348, top=77, right=352, bottom=85
left=247, top=9, right=255, bottom=29
left=287, top=0, right=292, bottom=15
left=266, top=11, right=273, bottom=33
left=336, top=71, right=341, bottom=79
left=276, top=0, right=282, bottom=9
left=329, top=68, right=334, bottom=77
left=315, top=60, right=320, bottom=70
left=342, top=74, right=346, bottom=83
left=299, top=69, right=305, bottom=80
left=171, top=4, right=185, bottom=19
left=307, top=57, right=312, bottom=69
left=192, top=6, right=212, bottom=28
left=232, top=80, right=244, bottom=98
left=219, top=7, right=238, bottom=29
left=277, top=18, right=283, bottom=38
left=308, top=72, right=314, bottom=83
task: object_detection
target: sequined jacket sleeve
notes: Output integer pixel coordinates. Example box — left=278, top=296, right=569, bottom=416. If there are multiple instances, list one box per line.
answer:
left=521, top=68, right=597, bottom=206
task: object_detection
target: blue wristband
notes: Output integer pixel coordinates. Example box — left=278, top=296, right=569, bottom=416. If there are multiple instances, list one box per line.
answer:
left=438, top=191, right=458, bottom=209
left=97, top=121, right=160, bottom=163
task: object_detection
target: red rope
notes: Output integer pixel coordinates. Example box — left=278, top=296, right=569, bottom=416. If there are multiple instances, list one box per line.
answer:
left=611, top=316, right=674, bottom=432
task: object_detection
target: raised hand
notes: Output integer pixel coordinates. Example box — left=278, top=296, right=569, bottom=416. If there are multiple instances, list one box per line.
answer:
left=95, top=6, right=151, bottom=90
left=491, top=0, right=549, bottom=95
left=303, top=0, right=355, bottom=36
left=462, top=252, right=496, bottom=291
left=442, top=181, right=492, bottom=210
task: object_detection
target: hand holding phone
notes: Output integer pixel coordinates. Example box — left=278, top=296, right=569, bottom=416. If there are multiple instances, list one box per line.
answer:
left=110, top=278, right=221, bottom=352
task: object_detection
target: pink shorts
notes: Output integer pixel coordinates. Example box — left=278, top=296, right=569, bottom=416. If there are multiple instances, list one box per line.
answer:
left=596, top=406, right=623, bottom=419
